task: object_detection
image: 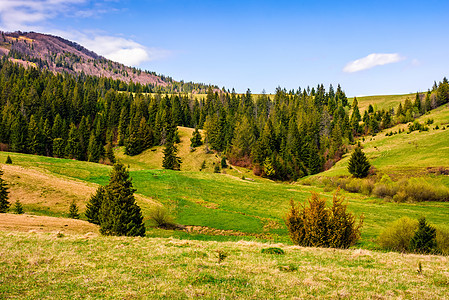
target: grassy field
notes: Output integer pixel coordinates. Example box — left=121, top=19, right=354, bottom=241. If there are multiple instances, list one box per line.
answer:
left=2, top=148, right=449, bottom=249
left=1, top=231, right=448, bottom=299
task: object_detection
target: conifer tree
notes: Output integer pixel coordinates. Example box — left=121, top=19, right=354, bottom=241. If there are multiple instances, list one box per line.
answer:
left=410, top=217, right=437, bottom=254
left=68, top=200, right=80, bottom=219
left=99, top=163, right=145, bottom=237
left=348, top=145, right=370, bottom=178
left=13, top=199, right=24, bottom=214
left=85, top=186, right=105, bottom=225
left=190, top=127, right=203, bottom=148
left=5, top=156, right=12, bottom=164
left=0, top=168, right=10, bottom=213
left=87, top=132, right=101, bottom=162
left=162, top=132, right=181, bottom=170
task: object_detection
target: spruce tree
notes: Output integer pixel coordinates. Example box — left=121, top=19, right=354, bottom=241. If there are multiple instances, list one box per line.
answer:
left=99, top=163, right=145, bottom=237
left=190, top=127, right=203, bottom=148
left=162, top=134, right=181, bottom=170
left=0, top=168, right=10, bottom=213
left=68, top=200, right=80, bottom=219
left=410, top=217, right=437, bottom=254
left=13, top=199, right=24, bottom=214
left=5, top=156, right=12, bottom=164
left=85, top=186, right=105, bottom=225
left=348, top=145, right=370, bottom=178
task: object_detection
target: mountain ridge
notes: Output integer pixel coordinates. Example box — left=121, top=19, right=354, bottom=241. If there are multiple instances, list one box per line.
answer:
left=0, top=31, right=216, bottom=93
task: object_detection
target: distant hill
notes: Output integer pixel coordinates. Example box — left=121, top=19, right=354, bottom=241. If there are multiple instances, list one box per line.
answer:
left=0, top=31, right=215, bottom=93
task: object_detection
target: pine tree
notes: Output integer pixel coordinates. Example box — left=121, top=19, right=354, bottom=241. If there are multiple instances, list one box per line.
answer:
left=162, top=133, right=181, bottom=170
left=0, top=168, right=10, bottom=213
left=348, top=145, right=370, bottom=178
left=190, top=127, right=203, bottom=148
left=5, top=156, right=12, bottom=164
left=99, top=163, right=145, bottom=237
left=410, top=217, right=437, bottom=254
left=13, top=199, right=24, bottom=214
left=85, top=186, right=105, bottom=225
left=87, top=132, right=101, bottom=162
left=68, top=200, right=80, bottom=219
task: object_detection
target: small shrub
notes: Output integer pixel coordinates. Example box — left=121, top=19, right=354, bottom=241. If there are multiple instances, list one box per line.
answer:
left=410, top=217, right=437, bottom=254
left=13, top=200, right=24, bottom=214
left=199, top=160, right=206, bottom=171
left=278, top=263, right=298, bottom=272
left=373, top=183, right=397, bottom=198
left=377, top=217, right=418, bottom=252
left=149, top=205, right=176, bottom=229
left=221, top=157, right=228, bottom=168
left=214, top=164, right=221, bottom=173
left=261, top=247, right=285, bottom=255
left=436, top=227, right=449, bottom=255
left=216, top=250, right=228, bottom=263
left=285, top=191, right=363, bottom=249
left=5, top=156, right=12, bottom=164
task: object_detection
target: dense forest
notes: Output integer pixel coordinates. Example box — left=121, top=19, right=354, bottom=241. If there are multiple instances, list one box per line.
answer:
left=0, top=58, right=448, bottom=180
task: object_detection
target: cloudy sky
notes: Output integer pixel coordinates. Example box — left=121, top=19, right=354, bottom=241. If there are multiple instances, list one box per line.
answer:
left=0, top=0, right=448, bottom=96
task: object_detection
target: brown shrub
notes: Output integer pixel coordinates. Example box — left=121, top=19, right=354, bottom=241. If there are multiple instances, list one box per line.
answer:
left=285, top=191, right=363, bottom=249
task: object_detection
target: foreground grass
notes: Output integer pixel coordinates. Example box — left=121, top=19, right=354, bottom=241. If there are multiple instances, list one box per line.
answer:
left=1, top=231, right=448, bottom=299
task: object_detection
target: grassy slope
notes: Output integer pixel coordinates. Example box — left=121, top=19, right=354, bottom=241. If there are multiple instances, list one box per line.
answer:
left=321, top=105, right=449, bottom=178
left=1, top=231, right=448, bottom=299
left=349, top=93, right=416, bottom=112
left=2, top=148, right=449, bottom=248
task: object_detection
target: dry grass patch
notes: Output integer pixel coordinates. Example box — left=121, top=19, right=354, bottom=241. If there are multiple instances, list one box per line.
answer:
left=1, top=164, right=97, bottom=213
left=0, top=213, right=99, bottom=235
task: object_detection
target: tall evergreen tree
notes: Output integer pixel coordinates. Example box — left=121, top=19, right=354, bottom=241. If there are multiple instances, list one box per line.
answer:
left=190, top=127, right=203, bottom=148
left=99, top=163, right=145, bottom=237
left=348, top=145, right=370, bottom=178
left=0, top=168, right=10, bottom=213
left=85, top=186, right=106, bottom=225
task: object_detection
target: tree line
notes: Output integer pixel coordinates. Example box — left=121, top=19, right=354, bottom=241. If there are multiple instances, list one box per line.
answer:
left=1, top=58, right=448, bottom=180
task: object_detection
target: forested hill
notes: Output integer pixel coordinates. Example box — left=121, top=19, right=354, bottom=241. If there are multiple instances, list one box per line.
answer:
left=0, top=31, right=216, bottom=94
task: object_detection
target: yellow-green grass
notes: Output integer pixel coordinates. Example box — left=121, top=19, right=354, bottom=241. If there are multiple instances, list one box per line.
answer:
left=321, top=105, right=449, bottom=179
left=350, top=93, right=416, bottom=113
left=115, top=126, right=223, bottom=173
left=1, top=231, right=448, bottom=299
left=2, top=151, right=449, bottom=249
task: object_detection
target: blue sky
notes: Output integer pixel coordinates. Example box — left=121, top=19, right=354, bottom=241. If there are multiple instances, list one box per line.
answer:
left=0, top=0, right=448, bottom=96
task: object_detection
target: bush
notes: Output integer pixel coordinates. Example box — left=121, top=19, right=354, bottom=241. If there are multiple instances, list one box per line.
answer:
left=377, top=217, right=418, bottom=252
left=436, top=227, right=449, bottom=255
left=149, top=205, right=176, bottom=229
left=213, top=164, right=221, bottom=173
left=285, top=191, right=363, bottom=249
left=5, top=155, right=12, bottom=164
left=261, top=247, right=285, bottom=255
left=402, top=179, right=449, bottom=202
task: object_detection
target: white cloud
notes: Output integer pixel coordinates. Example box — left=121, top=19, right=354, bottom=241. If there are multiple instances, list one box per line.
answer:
left=343, top=53, right=405, bottom=73
left=0, top=0, right=171, bottom=67
left=0, top=0, right=86, bottom=31
left=77, top=35, right=171, bottom=66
